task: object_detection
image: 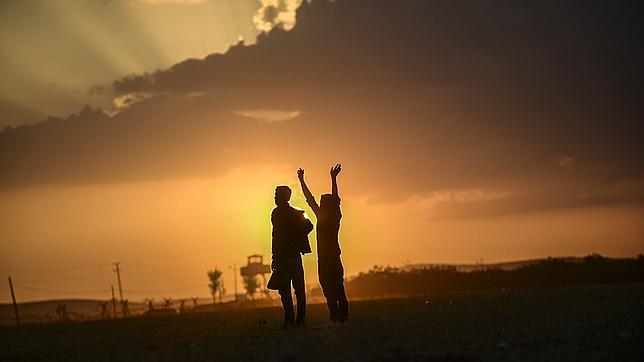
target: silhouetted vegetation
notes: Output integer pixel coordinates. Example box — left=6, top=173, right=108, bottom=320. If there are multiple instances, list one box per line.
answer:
left=346, top=254, right=644, bottom=299
left=207, top=268, right=223, bottom=305
left=243, top=275, right=260, bottom=300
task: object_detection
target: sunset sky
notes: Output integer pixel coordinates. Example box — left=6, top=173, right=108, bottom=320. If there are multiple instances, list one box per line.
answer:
left=1, top=0, right=643, bottom=302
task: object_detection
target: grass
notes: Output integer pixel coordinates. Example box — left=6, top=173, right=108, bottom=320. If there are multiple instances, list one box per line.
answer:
left=1, top=283, right=642, bottom=361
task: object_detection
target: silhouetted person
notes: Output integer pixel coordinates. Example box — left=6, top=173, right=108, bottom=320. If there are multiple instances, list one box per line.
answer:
left=298, top=164, right=349, bottom=322
left=268, top=185, right=313, bottom=328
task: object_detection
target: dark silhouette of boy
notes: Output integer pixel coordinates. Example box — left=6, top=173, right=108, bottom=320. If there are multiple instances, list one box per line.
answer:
left=298, top=164, right=349, bottom=322
left=269, top=185, right=313, bottom=328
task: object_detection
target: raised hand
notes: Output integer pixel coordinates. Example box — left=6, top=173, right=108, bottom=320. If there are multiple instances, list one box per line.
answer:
left=330, top=163, right=342, bottom=177
left=297, top=168, right=305, bottom=181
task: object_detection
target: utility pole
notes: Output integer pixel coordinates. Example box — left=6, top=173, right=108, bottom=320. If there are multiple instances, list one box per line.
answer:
left=111, top=286, right=117, bottom=319
left=113, top=262, right=125, bottom=317
left=229, top=264, right=238, bottom=302
left=8, top=276, right=20, bottom=325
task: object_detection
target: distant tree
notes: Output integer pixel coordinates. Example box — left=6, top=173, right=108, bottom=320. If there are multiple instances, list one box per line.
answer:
left=55, top=304, right=69, bottom=322
left=243, top=275, right=260, bottom=300
left=207, top=268, right=223, bottom=305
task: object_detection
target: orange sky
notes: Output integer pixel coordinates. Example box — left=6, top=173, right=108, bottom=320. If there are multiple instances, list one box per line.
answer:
left=1, top=0, right=643, bottom=302
left=1, top=167, right=642, bottom=302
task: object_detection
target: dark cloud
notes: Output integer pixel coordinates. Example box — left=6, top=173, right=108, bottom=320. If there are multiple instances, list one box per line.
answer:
left=1, top=0, right=643, bottom=216
left=114, top=0, right=643, bottom=107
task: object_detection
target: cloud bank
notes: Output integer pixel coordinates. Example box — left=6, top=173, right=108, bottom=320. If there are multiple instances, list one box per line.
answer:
left=1, top=0, right=642, bottom=217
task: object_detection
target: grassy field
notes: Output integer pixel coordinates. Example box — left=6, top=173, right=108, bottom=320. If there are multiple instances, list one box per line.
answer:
left=1, top=283, right=642, bottom=361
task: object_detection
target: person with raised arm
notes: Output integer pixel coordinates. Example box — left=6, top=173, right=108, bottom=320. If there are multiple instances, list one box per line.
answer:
left=297, top=164, right=349, bottom=322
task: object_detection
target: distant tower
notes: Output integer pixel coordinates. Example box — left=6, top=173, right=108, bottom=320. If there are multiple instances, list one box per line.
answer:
left=240, top=255, right=272, bottom=298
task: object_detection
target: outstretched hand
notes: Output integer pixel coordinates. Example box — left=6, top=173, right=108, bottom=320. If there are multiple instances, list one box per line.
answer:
left=330, top=163, right=342, bottom=177
left=297, top=168, right=305, bottom=181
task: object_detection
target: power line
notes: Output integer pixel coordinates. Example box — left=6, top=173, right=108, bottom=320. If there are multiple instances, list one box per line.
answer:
left=126, top=264, right=210, bottom=271
left=11, top=283, right=207, bottom=295
left=2, top=261, right=219, bottom=299
left=0, top=264, right=112, bottom=274
left=12, top=270, right=112, bottom=283
left=3, top=263, right=215, bottom=274
left=14, top=283, right=111, bottom=295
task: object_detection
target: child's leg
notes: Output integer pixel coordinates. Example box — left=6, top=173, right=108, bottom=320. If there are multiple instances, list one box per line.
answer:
left=319, top=263, right=340, bottom=321
left=337, top=280, right=348, bottom=319
left=336, top=260, right=349, bottom=319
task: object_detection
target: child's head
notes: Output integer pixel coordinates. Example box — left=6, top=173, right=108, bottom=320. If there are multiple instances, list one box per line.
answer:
left=320, top=194, right=341, bottom=209
left=274, top=186, right=292, bottom=205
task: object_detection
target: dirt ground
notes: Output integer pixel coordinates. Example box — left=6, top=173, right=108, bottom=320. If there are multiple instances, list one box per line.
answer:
left=1, top=283, right=642, bottom=361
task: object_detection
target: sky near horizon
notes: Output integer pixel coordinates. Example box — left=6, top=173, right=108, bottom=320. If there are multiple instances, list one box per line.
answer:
left=1, top=0, right=643, bottom=302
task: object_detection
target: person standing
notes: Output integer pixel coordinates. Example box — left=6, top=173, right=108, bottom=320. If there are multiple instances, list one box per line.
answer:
left=269, top=185, right=313, bottom=328
left=298, top=164, right=349, bottom=322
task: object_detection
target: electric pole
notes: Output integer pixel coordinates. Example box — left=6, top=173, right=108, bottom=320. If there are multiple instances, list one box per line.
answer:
left=113, top=262, right=125, bottom=317
left=229, top=264, right=238, bottom=302
left=8, top=276, right=20, bottom=325
left=111, top=285, right=117, bottom=319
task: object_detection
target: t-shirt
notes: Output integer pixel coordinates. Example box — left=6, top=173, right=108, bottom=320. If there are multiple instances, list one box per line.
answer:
left=305, top=195, right=342, bottom=259
left=271, top=204, right=313, bottom=258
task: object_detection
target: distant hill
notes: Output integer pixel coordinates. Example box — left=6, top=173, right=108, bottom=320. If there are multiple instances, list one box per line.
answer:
left=401, top=256, right=587, bottom=272
left=345, top=254, right=644, bottom=299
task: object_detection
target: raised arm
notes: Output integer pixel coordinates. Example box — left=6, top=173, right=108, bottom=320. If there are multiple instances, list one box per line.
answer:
left=298, top=168, right=316, bottom=204
left=330, top=163, right=341, bottom=197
